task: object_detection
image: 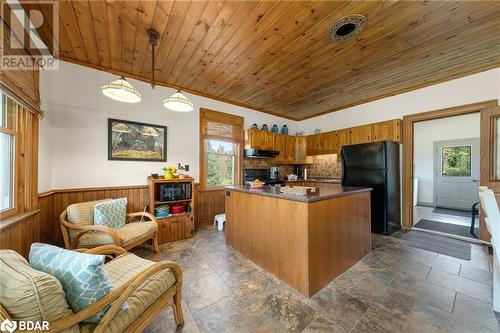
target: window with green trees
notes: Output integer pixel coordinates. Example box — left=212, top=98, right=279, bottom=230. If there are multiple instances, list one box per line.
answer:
left=200, top=109, right=243, bottom=189
left=206, top=140, right=236, bottom=187
left=442, top=145, right=471, bottom=177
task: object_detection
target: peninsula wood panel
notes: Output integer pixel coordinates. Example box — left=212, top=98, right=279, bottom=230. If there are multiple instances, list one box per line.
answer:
left=195, top=187, right=225, bottom=226
left=24, top=1, right=500, bottom=120
left=225, top=189, right=371, bottom=296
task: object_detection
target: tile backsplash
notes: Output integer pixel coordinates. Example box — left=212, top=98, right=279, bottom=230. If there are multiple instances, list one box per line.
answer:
left=243, top=154, right=341, bottom=179
left=305, top=154, right=341, bottom=178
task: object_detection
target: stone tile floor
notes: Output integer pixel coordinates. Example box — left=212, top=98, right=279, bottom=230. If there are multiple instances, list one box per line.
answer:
left=134, top=226, right=500, bottom=333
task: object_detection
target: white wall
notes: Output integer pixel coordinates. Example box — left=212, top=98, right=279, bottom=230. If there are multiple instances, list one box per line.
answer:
left=413, top=113, right=480, bottom=205
left=39, top=61, right=298, bottom=190
left=39, top=62, right=500, bottom=191
left=299, top=68, right=500, bottom=134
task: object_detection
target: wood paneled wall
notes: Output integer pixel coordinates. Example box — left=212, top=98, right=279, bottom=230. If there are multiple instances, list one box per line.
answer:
left=195, top=186, right=225, bottom=226
left=2, top=182, right=225, bottom=255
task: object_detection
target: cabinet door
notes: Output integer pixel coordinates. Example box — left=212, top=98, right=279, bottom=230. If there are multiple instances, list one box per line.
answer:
left=264, top=132, right=276, bottom=150
left=349, top=125, right=372, bottom=144
left=295, top=136, right=307, bottom=163
left=372, top=119, right=402, bottom=142
left=285, top=136, right=295, bottom=163
left=336, top=129, right=350, bottom=151
left=183, top=214, right=195, bottom=239
left=274, top=134, right=286, bottom=163
left=320, top=132, right=336, bottom=152
left=246, top=129, right=266, bottom=149
left=306, top=134, right=321, bottom=155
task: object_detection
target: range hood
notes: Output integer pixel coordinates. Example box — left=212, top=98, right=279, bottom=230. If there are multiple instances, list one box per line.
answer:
left=244, top=149, right=279, bottom=158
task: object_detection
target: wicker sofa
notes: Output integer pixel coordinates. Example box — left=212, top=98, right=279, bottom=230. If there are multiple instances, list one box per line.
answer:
left=0, top=245, right=183, bottom=333
left=60, top=199, right=159, bottom=252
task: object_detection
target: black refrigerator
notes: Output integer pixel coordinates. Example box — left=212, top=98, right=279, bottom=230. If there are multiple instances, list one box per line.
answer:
left=341, top=141, right=401, bottom=235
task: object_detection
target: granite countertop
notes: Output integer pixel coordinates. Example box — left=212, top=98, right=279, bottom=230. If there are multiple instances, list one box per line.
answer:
left=225, top=184, right=371, bottom=203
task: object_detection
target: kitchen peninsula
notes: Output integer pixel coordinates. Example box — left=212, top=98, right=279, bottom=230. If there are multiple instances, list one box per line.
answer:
left=225, top=184, right=372, bottom=297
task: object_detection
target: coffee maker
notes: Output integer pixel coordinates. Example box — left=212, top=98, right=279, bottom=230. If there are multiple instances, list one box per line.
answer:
left=269, top=166, right=281, bottom=180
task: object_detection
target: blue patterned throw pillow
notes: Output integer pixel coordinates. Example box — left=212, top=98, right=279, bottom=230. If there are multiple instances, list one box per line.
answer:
left=29, top=243, right=127, bottom=323
left=94, top=198, right=127, bottom=229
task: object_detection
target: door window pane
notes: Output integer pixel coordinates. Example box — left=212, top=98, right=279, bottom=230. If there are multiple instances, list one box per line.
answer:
left=442, top=145, right=471, bottom=177
left=0, top=132, right=14, bottom=211
left=206, top=139, right=236, bottom=187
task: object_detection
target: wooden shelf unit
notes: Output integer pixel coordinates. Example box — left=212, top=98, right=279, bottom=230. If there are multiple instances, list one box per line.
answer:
left=148, top=176, right=195, bottom=244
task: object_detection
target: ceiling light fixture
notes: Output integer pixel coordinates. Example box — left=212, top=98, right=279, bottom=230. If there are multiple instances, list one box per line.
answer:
left=163, top=90, right=194, bottom=112
left=101, top=76, right=142, bottom=103
left=329, top=15, right=366, bottom=42
left=101, top=29, right=194, bottom=112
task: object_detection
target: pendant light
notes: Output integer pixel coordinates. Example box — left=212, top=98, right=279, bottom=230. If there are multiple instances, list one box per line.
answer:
left=101, top=29, right=194, bottom=111
left=101, top=76, right=142, bottom=103
left=163, top=90, right=194, bottom=112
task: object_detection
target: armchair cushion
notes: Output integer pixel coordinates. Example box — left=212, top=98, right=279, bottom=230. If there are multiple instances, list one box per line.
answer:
left=81, top=253, right=176, bottom=333
left=66, top=200, right=110, bottom=239
left=94, top=198, right=127, bottom=229
left=75, top=221, right=157, bottom=249
left=117, top=221, right=157, bottom=247
left=29, top=243, right=127, bottom=323
left=0, top=250, right=79, bottom=333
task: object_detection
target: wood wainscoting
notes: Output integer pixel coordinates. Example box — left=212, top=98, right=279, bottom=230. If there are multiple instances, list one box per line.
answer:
left=2, top=183, right=225, bottom=255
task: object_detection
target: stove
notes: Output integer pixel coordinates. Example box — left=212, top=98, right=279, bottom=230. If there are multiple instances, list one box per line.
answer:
left=243, top=168, right=286, bottom=186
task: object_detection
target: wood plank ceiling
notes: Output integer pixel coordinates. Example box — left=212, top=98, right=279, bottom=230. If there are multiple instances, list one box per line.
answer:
left=22, top=0, right=500, bottom=120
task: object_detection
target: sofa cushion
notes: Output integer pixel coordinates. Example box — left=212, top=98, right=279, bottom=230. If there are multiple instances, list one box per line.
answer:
left=94, top=198, right=127, bottom=229
left=29, top=243, right=126, bottom=323
left=0, top=250, right=79, bottom=333
left=66, top=200, right=110, bottom=240
left=80, top=253, right=176, bottom=333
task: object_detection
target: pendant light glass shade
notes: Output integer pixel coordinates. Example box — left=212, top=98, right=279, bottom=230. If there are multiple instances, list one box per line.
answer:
left=101, top=77, right=142, bottom=103
left=163, top=90, right=194, bottom=112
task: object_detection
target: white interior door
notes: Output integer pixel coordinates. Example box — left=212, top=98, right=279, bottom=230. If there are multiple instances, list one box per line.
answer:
left=434, top=138, right=480, bottom=210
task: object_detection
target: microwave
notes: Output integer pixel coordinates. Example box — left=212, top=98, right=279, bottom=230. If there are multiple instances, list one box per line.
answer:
left=158, top=183, right=192, bottom=201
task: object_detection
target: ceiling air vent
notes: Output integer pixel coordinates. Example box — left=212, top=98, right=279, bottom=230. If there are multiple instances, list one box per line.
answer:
left=329, top=15, right=366, bottom=42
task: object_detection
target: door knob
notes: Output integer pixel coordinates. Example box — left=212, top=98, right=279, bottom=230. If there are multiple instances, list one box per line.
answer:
left=472, top=179, right=478, bottom=183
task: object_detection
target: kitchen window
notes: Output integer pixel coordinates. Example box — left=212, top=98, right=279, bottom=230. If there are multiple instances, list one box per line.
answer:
left=200, top=109, right=243, bottom=190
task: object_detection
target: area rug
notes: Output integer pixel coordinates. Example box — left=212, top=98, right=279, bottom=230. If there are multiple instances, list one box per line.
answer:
left=394, top=229, right=471, bottom=260
left=433, top=207, right=472, bottom=218
left=414, top=219, right=478, bottom=239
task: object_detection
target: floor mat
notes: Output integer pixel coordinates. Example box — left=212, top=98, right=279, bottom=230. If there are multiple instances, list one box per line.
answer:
left=393, top=229, right=472, bottom=260
left=414, top=218, right=478, bottom=239
left=433, top=207, right=472, bottom=218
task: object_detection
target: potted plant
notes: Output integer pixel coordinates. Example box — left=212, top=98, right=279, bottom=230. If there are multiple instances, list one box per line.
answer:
left=162, top=166, right=177, bottom=179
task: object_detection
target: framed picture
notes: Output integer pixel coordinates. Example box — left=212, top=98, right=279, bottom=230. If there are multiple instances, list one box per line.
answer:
left=108, top=118, right=167, bottom=161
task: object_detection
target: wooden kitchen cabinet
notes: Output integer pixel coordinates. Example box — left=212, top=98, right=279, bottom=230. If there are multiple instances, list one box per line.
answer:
left=274, top=133, right=286, bottom=163
left=306, top=134, right=321, bottom=155
left=372, top=119, right=402, bottom=142
left=349, top=124, right=372, bottom=145
left=245, top=129, right=276, bottom=150
left=295, top=136, right=308, bottom=164
left=320, top=131, right=336, bottom=152
left=285, top=135, right=296, bottom=163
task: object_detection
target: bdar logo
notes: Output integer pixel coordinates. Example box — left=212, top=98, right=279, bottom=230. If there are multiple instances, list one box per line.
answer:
left=0, top=319, right=17, bottom=333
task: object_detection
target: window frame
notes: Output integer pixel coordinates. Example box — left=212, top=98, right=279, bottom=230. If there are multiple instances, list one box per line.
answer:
left=199, top=108, right=243, bottom=191
left=0, top=92, right=17, bottom=219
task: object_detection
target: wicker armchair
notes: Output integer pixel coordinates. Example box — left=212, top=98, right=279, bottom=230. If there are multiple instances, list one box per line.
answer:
left=60, top=200, right=159, bottom=252
left=0, top=245, right=184, bottom=333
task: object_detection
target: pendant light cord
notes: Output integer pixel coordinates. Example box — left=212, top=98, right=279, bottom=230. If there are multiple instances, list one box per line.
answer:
left=147, top=29, right=160, bottom=89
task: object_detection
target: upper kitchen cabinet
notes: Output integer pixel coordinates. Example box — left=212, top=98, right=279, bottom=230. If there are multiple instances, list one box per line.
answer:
left=372, top=119, right=402, bottom=143
left=306, top=134, right=322, bottom=155
left=349, top=124, right=373, bottom=145
left=245, top=129, right=275, bottom=150
left=274, top=133, right=286, bottom=163
left=336, top=129, right=351, bottom=149
left=320, top=131, right=336, bottom=152
left=295, top=136, right=311, bottom=164
left=285, top=135, right=296, bottom=163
